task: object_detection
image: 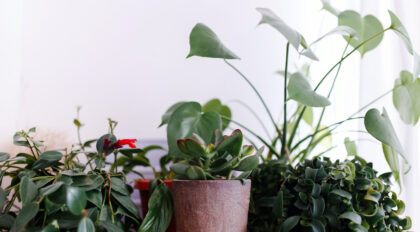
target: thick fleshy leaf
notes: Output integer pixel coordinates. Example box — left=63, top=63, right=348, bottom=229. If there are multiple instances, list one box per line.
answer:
left=170, top=163, right=189, bottom=176
left=364, top=108, right=405, bottom=156
left=11, top=202, right=39, bottom=231
left=330, top=189, right=352, bottom=199
left=279, top=216, right=300, bottom=232
left=177, top=139, right=206, bottom=159
left=187, top=23, right=239, bottom=59
left=339, top=211, right=362, bottom=224
left=256, top=8, right=318, bottom=60
left=338, top=10, right=384, bottom=57
left=312, top=197, right=325, bottom=218
left=235, top=155, right=259, bottom=171
left=288, top=72, right=331, bottom=107
left=167, top=102, right=222, bottom=157
left=159, top=102, right=187, bottom=127
left=311, top=26, right=359, bottom=45
left=20, top=176, right=38, bottom=205
left=66, top=187, right=87, bottom=216
left=215, top=129, right=243, bottom=156
left=202, top=98, right=232, bottom=130
left=32, top=151, right=63, bottom=169
left=321, top=0, right=340, bottom=16
left=77, top=217, right=95, bottom=232
left=185, top=166, right=207, bottom=180
left=138, top=184, right=173, bottom=232
left=392, top=70, right=420, bottom=125
left=388, top=10, right=413, bottom=54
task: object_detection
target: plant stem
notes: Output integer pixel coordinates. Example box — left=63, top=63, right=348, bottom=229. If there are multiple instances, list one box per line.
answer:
left=287, top=28, right=390, bottom=151
left=303, top=39, right=351, bottom=159
left=224, top=60, right=282, bottom=139
left=281, top=43, right=290, bottom=157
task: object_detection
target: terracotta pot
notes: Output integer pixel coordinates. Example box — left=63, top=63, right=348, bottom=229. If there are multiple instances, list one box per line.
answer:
left=172, top=179, right=251, bottom=232
left=134, top=179, right=176, bottom=232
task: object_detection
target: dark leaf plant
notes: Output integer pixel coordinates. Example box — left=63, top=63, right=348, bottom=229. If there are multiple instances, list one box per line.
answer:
left=0, top=118, right=141, bottom=231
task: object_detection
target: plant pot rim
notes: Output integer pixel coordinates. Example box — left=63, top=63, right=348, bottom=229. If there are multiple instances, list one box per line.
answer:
left=134, top=179, right=173, bottom=190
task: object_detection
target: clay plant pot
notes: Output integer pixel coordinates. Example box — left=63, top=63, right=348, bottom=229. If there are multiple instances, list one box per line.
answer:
left=134, top=179, right=176, bottom=232
left=172, top=179, right=251, bottom=232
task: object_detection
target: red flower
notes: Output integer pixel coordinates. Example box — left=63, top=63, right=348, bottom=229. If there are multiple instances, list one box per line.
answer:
left=117, top=139, right=137, bottom=148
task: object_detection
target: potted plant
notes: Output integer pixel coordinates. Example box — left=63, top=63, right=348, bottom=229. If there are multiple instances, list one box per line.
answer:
left=0, top=122, right=141, bottom=231
left=169, top=129, right=259, bottom=232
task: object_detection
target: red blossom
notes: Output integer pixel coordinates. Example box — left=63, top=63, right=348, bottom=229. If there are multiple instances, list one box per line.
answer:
left=117, top=139, right=137, bottom=149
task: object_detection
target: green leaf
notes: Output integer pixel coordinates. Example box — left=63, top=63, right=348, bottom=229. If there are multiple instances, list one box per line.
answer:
left=348, top=222, right=368, bottom=232
left=20, top=176, right=38, bottom=205
left=202, top=98, right=232, bottom=130
left=393, top=70, right=420, bottom=125
left=42, top=221, right=60, bottom=232
left=414, top=51, right=420, bottom=78
left=339, top=211, right=362, bottom=224
left=344, top=137, right=357, bottom=156
left=66, top=187, right=87, bottom=216
left=321, top=0, right=340, bottom=16
left=167, top=102, right=222, bottom=157
left=111, top=192, right=140, bottom=219
left=309, top=219, right=325, bottom=232
left=32, top=151, right=63, bottom=169
left=98, top=220, right=125, bottom=232
left=11, top=202, right=39, bottom=231
left=311, top=26, right=359, bottom=45
left=77, top=217, right=95, bottom=232
left=388, top=10, right=413, bottom=54
left=0, top=153, right=10, bottom=162
left=215, top=129, right=243, bottom=156
left=302, top=106, right=313, bottom=126
left=0, top=214, right=14, bottom=229
left=170, top=163, right=189, bottom=176
left=364, top=108, right=407, bottom=159
left=96, top=134, right=117, bottom=155
left=288, top=72, right=331, bottom=107
left=40, top=182, right=64, bottom=197
left=235, top=155, right=259, bottom=172
left=186, top=23, right=239, bottom=59
left=138, top=183, right=173, bottom=232
left=338, top=10, right=384, bottom=57
left=256, top=8, right=318, bottom=61
left=330, top=189, right=352, bottom=199
left=279, top=216, right=300, bottom=232
left=86, top=190, right=102, bottom=208
left=177, top=139, right=206, bottom=159
left=0, top=189, right=5, bottom=208
left=110, top=177, right=129, bottom=195
left=273, top=191, right=283, bottom=218
left=185, top=166, right=207, bottom=180
left=364, top=189, right=381, bottom=203
left=382, top=144, right=402, bottom=190
left=312, top=197, right=325, bottom=218
left=159, top=102, right=187, bottom=127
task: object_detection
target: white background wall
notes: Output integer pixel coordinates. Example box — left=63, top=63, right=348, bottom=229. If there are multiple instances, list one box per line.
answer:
left=0, top=0, right=419, bottom=230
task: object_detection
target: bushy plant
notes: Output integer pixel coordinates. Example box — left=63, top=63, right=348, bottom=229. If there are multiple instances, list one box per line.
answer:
left=0, top=123, right=141, bottom=231
left=248, top=157, right=411, bottom=232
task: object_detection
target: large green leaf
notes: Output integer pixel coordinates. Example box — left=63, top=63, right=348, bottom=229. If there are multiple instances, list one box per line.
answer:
left=11, top=202, right=39, bottom=231
left=20, top=176, right=38, bottom=205
left=167, top=102, right=222, bottom=157
left=40, top=182, right=64, bottom=197
left=86, top=190, right=102, bottom=208
left=186, top=23, right=239, bottom=59
left=185, top=166, right=207, bottom=180
left=364, top=108, right=405, bottom=156
left=338, top=10, right=384, bottom=57
left=256, top=8, right=318, bottom=61
left=388, top=10, right=413, bottom=54
left=138, top=184, right=173, bottom=232
left=159, top=102, right=187, bottom=127
left=66, top=187, right=87, bottom=216
left=235, top=155, right=259, bottom=172
left=288, top=72, right=331, bottom=107
left=110, top=177, right=130, bottom=196
left=32, top=151, right=63, bottom=169
left=202, top=98, right=231, bottom=130
left=392, top=70, right=420, bottom=125
left=77, top=217, right=95, bottom=232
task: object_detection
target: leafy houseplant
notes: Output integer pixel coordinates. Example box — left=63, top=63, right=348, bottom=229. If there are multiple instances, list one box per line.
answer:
left=0, top=125, right=141, bottom=231
left=249, top=157, right=411, bottom=232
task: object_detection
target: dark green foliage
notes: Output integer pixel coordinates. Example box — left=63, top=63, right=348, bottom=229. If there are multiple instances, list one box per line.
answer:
left=248, top=158, right=411, bottom=232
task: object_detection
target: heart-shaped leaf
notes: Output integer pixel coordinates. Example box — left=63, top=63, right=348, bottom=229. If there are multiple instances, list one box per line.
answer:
left=187, top=23, right=239, bottom=59
left=159, top=101, right=187, bottom=127
left=256, top=8, right=318, bottom=60
left=388, top=10, right=413, bottom=54
left=321, top=0, right=340, bottom=16
left=364, top=108, right=404, bottom=156
left=338, top=10, right=384, bottom=57
left=392, top=70, right=420, bottom=125
left=167, top=102, right=222, bottom=157
left=202, top=98, right=232, bottom=130
left=288, top=72, right=331, bottom=107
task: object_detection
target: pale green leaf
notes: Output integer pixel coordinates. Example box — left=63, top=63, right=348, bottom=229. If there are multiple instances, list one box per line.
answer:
left=388, top=10, right=413, bottom=54
left=288, top=72, right=331, bottom=107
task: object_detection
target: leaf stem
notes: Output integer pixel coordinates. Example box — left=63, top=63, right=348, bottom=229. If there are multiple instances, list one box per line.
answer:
left=281, top=43, right=290, bottom=157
